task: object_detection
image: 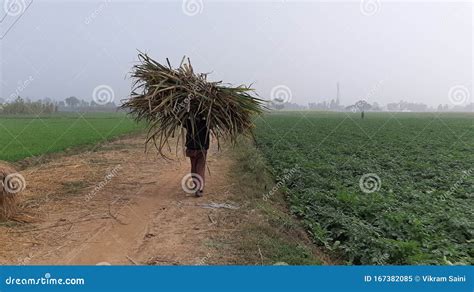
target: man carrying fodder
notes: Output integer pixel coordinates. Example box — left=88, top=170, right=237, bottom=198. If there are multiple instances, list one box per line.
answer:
left=121, top=53, right=264, bottom=197
left=0, top=162, right=26, bottom=220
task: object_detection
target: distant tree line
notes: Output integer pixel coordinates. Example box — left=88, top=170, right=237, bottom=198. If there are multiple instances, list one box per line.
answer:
left=270, top=98, right=472, bottom=112
left=308, top=97, right=344, bottom=111
left=0, top=96, right=118, bottom=115
left=58, top=96, right=117, bottom=112
left=0, top=97, right=57, bottom=115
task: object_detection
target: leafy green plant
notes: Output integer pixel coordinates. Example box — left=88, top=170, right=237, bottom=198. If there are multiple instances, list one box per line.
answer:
left=255, top=112, right=473, bottom=265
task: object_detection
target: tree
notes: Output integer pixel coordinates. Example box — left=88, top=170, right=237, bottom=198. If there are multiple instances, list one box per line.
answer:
left=65, top=96, right=80, bottom=107
left=372, top=102, right=381, bottom=111
left=354, top=100, right=372, bottom=119
left=42, top=97, right=53, bottom=104
left=387, top=102, right=399, bottom=111
left=355, top=100, right=372, bottom=111
left=79, top=99, right=89, bottom=107
left=346, top=105, right=358, bottom=112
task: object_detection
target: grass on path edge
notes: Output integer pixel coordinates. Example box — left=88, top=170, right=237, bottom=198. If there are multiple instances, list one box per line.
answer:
left=209, top=138, right=334, bottom=265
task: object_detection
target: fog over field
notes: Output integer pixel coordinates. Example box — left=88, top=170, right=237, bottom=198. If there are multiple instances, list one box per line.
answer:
left=1, top=0, right=474, bottom=272
left=0, top=0, right=472, bottom=108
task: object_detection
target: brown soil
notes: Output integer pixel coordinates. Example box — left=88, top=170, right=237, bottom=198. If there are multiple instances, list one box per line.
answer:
left=0, top=135, right=237, bottom=265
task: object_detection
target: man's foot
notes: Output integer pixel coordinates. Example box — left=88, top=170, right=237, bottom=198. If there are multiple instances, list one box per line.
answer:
left=195, top=190, right=204, bottom=197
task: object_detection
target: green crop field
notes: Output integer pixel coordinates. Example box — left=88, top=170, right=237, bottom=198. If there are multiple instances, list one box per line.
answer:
left=0, top=112, right=143, bottom=161
left=255, top=112, right=473, bottom=265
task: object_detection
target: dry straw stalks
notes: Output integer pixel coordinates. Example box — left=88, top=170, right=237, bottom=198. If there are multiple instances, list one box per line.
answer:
left=121, top=52, right=265, bottom=158
left=0, top=162, right=25, bottom=220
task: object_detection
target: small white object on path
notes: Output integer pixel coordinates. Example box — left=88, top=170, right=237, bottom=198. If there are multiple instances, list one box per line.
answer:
left=197, top=202, right=239, bottom=210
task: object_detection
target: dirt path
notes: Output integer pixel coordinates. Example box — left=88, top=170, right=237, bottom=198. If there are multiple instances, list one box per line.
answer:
left=0, top=135, right=236, bottom=265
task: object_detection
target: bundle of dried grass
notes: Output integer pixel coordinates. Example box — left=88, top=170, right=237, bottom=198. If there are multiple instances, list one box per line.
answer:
left=121, top=53, right=265, bottom=157
left=0, top=162, right=25, bottom=220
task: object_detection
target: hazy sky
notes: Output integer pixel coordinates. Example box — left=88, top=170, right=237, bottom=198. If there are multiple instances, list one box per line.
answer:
left=0, top=0, right=472, bottom=107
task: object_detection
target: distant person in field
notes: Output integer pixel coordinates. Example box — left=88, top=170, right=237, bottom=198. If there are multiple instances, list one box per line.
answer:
left=184, top=115, right=210, bottom=197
